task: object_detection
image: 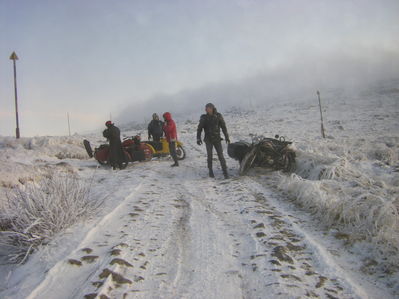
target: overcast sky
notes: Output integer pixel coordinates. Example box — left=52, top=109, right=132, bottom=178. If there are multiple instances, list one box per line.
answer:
left=1, top=0, right=398, bottom=136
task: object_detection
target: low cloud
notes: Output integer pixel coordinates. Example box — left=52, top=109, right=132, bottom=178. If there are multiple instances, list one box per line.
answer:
left=117, top=48, right=399, bottom=124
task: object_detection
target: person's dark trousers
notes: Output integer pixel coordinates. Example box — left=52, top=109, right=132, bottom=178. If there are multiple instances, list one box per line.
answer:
left=169, top=141, right=179, bottom=164
left=153, top=134, right=161, bottom=142
left=206, top=141, right=227, bottom=174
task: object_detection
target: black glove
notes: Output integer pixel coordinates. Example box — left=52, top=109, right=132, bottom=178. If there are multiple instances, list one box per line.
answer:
left=197, top=139, right=203, bottom=146
left=226, top=137, right=230, bottom=144
left=148, top=135, right=151, bottom=140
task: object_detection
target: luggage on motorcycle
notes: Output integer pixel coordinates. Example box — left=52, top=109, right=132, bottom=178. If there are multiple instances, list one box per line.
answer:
left=228, top=142, right=251, bottom=162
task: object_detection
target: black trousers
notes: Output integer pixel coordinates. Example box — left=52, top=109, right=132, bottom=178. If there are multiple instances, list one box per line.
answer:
left=206, top=141, right=227, bottom=172
left=109, top=140, right=125, bottom=169
left=152, top=134, right=161, bottom=142
left=169, top=141, right=178, bottom=163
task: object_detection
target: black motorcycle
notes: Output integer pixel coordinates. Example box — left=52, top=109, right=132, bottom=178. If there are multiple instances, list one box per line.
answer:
left=228, top=135, right=296, bottom=175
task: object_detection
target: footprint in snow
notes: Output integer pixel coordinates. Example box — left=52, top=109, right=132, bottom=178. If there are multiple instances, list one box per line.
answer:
left=113, top=242, right=129, bottom=248
left=81, top=247, right=93, bottom=254
left=255, top=232, right=267, bottom=238
left=110, top=258, right=133, bottom=267
left=99, top=268, right=132, bottom=284
left=67, top=259, right=82, bottom=266
left=253, top=222, right=265, bottom=229
left=110, top=249, right=121, bottom=256
left=81, top=255, right=99, bottom=263
left=140, top=261, right=149, bottom=269
left=92, top=281, right=104, bottom=288
left=271, top=246, right=294, bottom=264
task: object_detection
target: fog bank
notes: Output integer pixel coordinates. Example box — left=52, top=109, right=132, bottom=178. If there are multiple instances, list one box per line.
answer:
left=117, top=48, right=399, bottom=124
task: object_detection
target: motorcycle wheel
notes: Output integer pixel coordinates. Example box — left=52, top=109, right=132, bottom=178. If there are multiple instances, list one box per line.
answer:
left=97, top=159, right=107, bottom=166
left=119, top=151, right=130, bottom=169
left=176, top=145, right=186, bottom=160
left=282, top=151, right=296, bottom=172
left=140, top=144, right=154, bottom=161
left=239, top=147, right=258, bottom=175
left=94, top=151, right=108, bottom=166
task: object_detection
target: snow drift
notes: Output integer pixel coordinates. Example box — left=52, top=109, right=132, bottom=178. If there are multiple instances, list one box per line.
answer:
left=0, top=135, right=88, bottom=191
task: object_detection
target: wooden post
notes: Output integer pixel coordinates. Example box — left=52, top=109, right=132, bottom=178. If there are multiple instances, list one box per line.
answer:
left=10, top=52, right=20, bottom=138
left=317, top=90, right=326, bottom=138
left=67, top=112, right=71, bottom=136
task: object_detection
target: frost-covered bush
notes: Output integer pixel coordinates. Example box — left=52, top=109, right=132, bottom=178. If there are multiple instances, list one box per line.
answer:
left=0, top=172, right=102, bottom=264
left=278, top=147, right=399, bottom=263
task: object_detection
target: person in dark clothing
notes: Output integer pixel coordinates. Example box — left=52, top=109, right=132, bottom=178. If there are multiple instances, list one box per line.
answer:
left=103, top=121, right=126, bottom=170
left=197, top=103, right=230, bottom=179
left=148, top=113, right=164, bottom=142
left=163, top=112, right=179, bottom=167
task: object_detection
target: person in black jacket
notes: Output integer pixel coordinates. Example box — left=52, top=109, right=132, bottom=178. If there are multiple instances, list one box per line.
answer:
left=103, top=121, right=125, bottom=170
left=148, top=113, right=164, bottom=142
left=197, top=103, right=230, bottom=179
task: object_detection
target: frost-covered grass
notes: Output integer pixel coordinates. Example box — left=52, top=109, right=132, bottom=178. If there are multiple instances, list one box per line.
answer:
left=277, top=141, right=399, bottom=264
left=222, top=84, right=399, bottom=265
left=0, top=172, right=102, bottom=264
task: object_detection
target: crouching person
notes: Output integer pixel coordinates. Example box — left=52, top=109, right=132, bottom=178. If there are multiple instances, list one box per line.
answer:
left=163, top=112, right=179, bottom=167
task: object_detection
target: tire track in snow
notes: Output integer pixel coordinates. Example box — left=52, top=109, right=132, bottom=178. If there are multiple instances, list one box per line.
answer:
left=26, top=164, right=174, bottom=299
left=180, top=174, right=370, bottom=298
left=27, top=180, right=145, bottom=299
left=168, top=195, right=192, bottom=298
left=22, top=139, right=393, bottom=299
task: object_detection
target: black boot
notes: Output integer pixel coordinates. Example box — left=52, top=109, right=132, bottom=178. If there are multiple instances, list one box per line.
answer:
left=171, top=162, right=179, bottom=167
left=223, top=169, right=229, bottom=179
left=209, top=169, right=215, bottom=178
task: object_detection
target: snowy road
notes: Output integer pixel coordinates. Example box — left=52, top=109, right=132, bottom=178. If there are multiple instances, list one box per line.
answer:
left=13, top=141, right=389, bottom=299
left=1, top=88, right=398, bottom=298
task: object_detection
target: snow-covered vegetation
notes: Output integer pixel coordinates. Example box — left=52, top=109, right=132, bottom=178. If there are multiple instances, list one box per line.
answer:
left=0, top=173, right=101, bottom=264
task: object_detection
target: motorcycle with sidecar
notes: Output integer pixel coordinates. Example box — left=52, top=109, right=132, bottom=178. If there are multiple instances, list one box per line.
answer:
left=83, top=135, right=153, bottom=168
left=83, top=135, right=186, bottom=168
left=228, top=134, right=296, bottom=175
left=144, top=137, right=186, bottom=160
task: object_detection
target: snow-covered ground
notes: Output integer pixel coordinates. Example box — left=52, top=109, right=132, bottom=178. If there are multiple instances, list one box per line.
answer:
left=0, top=82, right=398, bottom=298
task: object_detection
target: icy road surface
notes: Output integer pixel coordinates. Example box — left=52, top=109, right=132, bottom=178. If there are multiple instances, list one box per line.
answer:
left=14, top=159, right=382, bottom=299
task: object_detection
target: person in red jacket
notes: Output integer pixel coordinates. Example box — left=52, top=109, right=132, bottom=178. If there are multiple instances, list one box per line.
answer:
left=163, top=112, right=179, bottom=167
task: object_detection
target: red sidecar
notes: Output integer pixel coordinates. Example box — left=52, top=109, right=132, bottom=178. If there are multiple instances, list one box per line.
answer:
left=83, top=135, right=153, bottom=168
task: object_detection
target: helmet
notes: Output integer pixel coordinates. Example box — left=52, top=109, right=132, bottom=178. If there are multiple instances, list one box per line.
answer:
left=105, top=120, right=113, bottom=126
left=152, top=113, right=159, bottom=120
